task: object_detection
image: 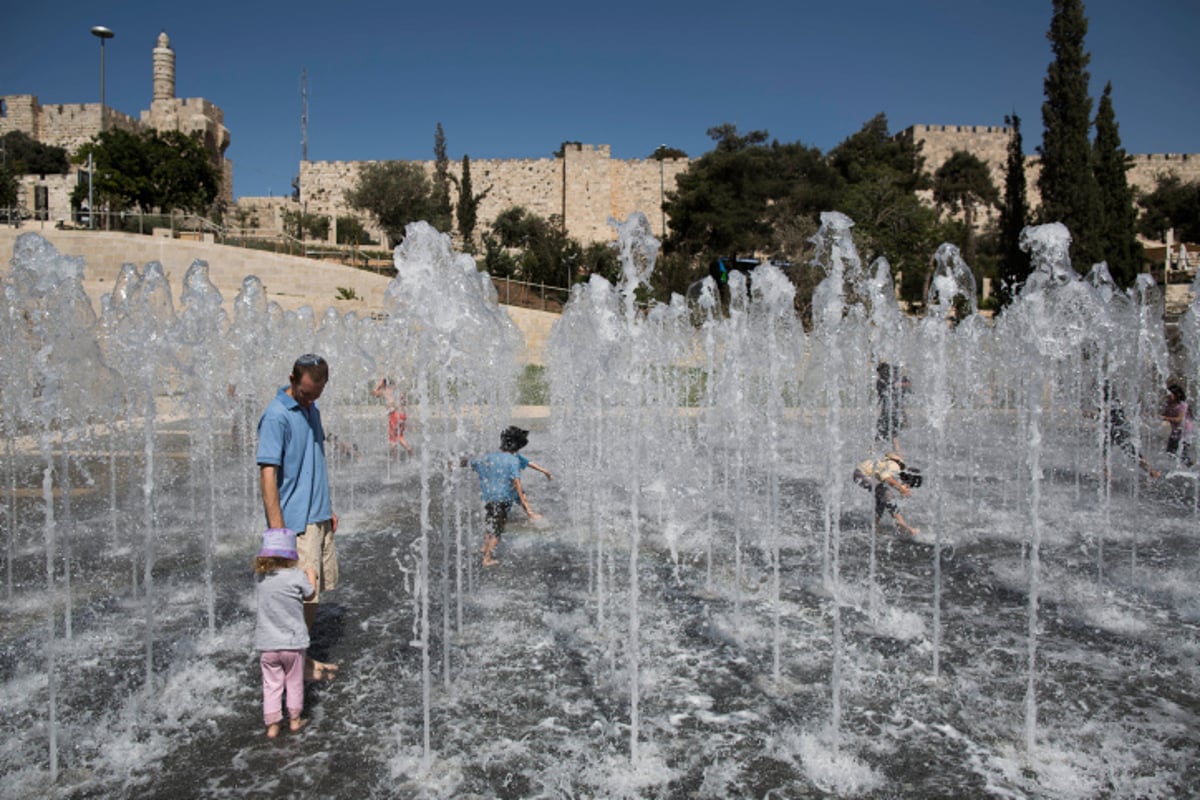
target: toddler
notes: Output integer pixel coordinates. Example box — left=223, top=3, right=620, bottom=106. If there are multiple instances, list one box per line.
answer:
left=254, top=527, right=314, bottom=738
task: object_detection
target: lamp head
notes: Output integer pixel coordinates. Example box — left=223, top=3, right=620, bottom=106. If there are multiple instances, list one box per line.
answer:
left=91, top=26, right=114, bottom=40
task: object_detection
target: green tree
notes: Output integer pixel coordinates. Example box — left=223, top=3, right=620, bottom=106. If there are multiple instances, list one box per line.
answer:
left=344, top=161, right=433, bottom=244
left=663, top=124, right=781, bottom=263
left=997, top=114, right=1031, bottom=306
left=0, top=164, right=17, bottom=211
left=72, top=129, right=155, bottom=217
left=650, top=145, right=689, bottom=160
left=1038, top=0, right=1103, bottom=268
left=70, top=128, right=219, bottom=219
left=282, top=209, right=329, bottom=240
left=1138, top=175, right=1200, bottom=245
left=456, top=155, right=490, bottom=252
left=336, top=215, right=372, bottom=245
left=149, top=130, right=220, bottom=214
left=932, top=150, right=999, bottom=265
left=430, top=123, right=453, bottom=233
left=1, top=131, right=70, bottom=175
left=1092, top=81, right=1142, bottom=285
left=826, top=114, right=938, bottom=302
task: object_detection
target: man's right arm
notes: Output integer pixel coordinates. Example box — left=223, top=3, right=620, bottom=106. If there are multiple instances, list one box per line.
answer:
left=260, top=464, right=285, bottom=529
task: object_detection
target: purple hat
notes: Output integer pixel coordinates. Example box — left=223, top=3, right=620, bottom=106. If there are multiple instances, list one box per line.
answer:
left=258, top=528, right=299, bottom=560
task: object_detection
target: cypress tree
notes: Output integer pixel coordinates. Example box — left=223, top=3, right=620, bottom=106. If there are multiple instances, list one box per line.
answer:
left=1092, top=81, right=1142, bottom=286
left=998, top=114, right=1031, bottom=306
left=431, top=123, right=453, bottom=233
left=457, top=155, right=478, bottom=251
left=1037, top=0, right=1103, bottom=268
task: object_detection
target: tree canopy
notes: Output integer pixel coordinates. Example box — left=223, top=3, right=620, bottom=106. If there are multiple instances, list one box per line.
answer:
left=1138, top=175, right=1200, bottom=245
left=932, top=150, right=999, bottom=265
left=2, top=131, right=70, bottom=175
left=71, top=128, right=219, bottom=216
left=1092, top=81, right=1142, bottom=285
left=344, top=161, right=434, bottom=244
left=660, top=115, right=945, bottom=305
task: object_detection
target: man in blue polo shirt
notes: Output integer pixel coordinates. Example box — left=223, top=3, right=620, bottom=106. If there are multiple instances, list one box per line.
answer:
left=257, top=353, right=339, bottom=630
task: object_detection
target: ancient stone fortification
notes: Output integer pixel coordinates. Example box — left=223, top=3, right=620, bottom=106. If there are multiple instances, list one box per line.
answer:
left=0, top=32, right=232, bottom=222
left=902, top=123, right=1200, bottom=209
left=299, top=143, right=689, bottom=248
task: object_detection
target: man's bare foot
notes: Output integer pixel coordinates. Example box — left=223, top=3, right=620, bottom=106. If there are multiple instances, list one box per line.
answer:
left=305, top=658, right=339, bottom=683
left=289, top=718, right=308, bottom=733
left=905, top=527, right=920, bottom=537
left=266, top=723, right=281, bottom=739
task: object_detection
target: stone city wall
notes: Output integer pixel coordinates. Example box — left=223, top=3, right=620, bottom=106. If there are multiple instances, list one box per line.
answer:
left=296, top=143, right=688, bottom=248
left=0, top=95, right=141, bottom=155
left=903, top=123, right=1199, bottom=211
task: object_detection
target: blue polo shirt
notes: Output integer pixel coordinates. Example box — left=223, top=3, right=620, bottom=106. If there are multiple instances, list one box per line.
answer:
left=256, top=386, right=332, bottom=533
left=470, top=451, right=521, bottom=504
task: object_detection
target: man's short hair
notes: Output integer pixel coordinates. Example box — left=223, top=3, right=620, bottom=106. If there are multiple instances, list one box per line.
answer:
left=292, top=353, right=329, bottom=381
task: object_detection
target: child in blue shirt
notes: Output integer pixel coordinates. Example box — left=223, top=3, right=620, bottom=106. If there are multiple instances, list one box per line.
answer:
left=468, top=426, right=541, bottom=566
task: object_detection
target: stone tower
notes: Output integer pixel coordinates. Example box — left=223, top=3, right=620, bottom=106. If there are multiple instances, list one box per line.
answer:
left=153, top=31, right=176, bottom=101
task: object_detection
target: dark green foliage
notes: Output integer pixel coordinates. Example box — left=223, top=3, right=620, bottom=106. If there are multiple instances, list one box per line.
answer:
left=1092, top=82, right=1143, bottom=285
left=430, top=123, right=453, bottom=233
left=282, top=209, right=329, bottom=240
left=336, top=215, right=373, bottom=245
left=486, top=206, right=615, bottom=288
left=2, top=131, right=70, bottom=175
left=344, top=161, right=434, bottom=243
left=826, top=115, right=939, bottom=301
left=663, top=114, right=940, bottom=307
left=151, top=130, right=221, bottom=213
left=1038, top=0, right=1103, bottom=267
left=456, top=155, right=490, bottom=252
left=932, top=150, right=999, bottom=264
left=1138, top=175, right=1200, bottom=245
left=0, top=165, right=17, bottom=209
left=651, top=145, right=689, bottom=160
left=70, top=128, right=220, bottom=217
left=997, top=114, right=1031, bottom=306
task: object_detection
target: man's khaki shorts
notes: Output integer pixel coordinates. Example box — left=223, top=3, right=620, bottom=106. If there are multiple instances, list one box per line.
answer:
left=296, top=519, right=337, bottom=603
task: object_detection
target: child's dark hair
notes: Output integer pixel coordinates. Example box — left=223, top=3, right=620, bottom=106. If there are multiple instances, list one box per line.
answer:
left=1169, top=383, right=1186, bottom=402
left=254, top=555, right=298, bottom=574
left=500, top=425, right=529, bottom=453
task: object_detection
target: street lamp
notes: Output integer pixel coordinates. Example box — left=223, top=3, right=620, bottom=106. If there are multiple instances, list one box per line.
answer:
left=91, top=26, right=114, bottom=132
left=89, top=26, right=113, bottom=230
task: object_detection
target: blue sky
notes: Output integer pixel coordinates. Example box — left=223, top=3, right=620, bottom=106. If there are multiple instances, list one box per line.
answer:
left=3, top=0, right=1196, bottom=200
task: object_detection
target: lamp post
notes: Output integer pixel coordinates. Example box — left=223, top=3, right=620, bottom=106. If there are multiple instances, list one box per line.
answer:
left=90, top=26, right=113, bottom=231
left=91, top=26, right=114, bottom=132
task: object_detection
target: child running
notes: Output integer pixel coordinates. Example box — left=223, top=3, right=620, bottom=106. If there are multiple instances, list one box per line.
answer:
left=853, top=451, right=920, bottom=537
left=468, top=426, right=541, bottom=566
left=254, top=527, right=314, bottom=738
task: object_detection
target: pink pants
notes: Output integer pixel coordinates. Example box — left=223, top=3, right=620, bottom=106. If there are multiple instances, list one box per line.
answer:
left=261, top=649, right=306, bottom=726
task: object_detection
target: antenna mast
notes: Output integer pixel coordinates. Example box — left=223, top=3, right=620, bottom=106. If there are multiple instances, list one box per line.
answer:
left=301, top=68, right=308, bottom=162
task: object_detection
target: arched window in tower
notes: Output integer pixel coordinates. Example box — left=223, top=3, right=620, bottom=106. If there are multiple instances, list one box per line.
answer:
left=1, top=99, right=7, bottom=118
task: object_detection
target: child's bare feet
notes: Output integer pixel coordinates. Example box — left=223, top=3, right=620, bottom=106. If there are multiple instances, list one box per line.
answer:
left=482, top=557, right=499, bottom=567
left=289, top=718, right=308, bottom=733
left=305, top=659, right=339, bottom=682
left=266, top=723, right=281, bottom=739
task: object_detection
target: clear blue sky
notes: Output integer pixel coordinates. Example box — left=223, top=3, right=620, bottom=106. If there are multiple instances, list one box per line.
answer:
left=3, top=0, right=1196, bottom=200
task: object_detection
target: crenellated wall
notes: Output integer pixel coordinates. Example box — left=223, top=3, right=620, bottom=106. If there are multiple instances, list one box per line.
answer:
left=900, top=124, right=1199, bottom=217
left=296, top=145, right=689, bottom=247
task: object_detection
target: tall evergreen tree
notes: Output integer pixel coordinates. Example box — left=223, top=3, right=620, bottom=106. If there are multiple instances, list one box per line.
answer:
left=1038, top=0, right=1103, bottom=268
left=1092, top=81, right=1142, bottom=286
left=456, top=154, right=490, bottom=253
left=998, top=114, right=1031, bottom=306
left=430, top=122, right=453, bottom=232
